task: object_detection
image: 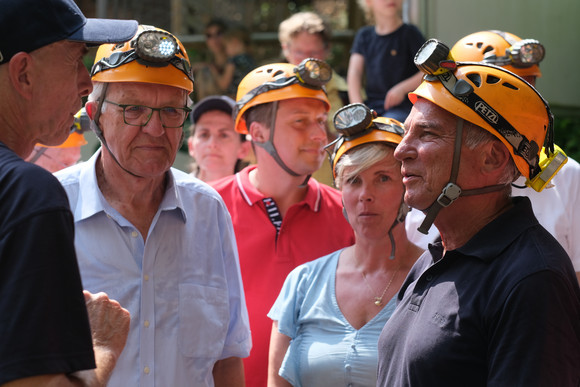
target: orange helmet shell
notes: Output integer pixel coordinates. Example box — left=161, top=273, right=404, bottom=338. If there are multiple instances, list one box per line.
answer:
left=410, top=63, right=550, bottom=179
left=92, top=25, right=193, bottom=92
left=451, top=30, right=542, bottom=78
left=234, top=63, right=330, bottom=134
left=332, top=116, right=403, bottom=177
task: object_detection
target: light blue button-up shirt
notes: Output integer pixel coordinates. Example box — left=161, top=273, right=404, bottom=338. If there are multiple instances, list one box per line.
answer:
left=56, top=151, right=251, bottom=387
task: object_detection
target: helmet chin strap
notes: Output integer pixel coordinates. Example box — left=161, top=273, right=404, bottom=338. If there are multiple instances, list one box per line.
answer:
left=91, top=85, right=145, bottom=179
left=417, top=117, right=505, bottom=235
left=252, top=100, right=311, bottom=187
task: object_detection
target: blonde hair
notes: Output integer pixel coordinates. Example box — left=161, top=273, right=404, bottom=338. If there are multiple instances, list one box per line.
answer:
left=335, top=142, right=398, bottom=189
left=278, top=11, right=331, bottom=47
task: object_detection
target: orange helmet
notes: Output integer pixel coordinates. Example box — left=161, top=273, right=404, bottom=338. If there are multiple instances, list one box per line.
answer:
left=329, top=103, right=404, bottom=177
left=450, top=30, right=543, bottom=78
left=412, top=41, right=552, bottom=181
left=91, top=25, right=193, bottom=92
left=234, top=59, right=331, bottom=134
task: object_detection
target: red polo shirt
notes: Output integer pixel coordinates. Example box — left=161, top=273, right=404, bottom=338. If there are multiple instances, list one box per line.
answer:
left=212, top=165, right=355, bottom=386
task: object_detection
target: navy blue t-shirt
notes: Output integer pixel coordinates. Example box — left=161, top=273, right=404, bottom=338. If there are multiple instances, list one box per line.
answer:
left=351, top=23, right=425, bottom=121
left=0, top=142, right=95, bottom=384
left=377, top=197, right=580, bottom=386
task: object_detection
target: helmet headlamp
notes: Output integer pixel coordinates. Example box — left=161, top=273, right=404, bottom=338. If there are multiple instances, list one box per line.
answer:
left=234, top=58, right=332, bottom=118
left=135, top=30, right=179, bottom=62
left=413, top=38, right=560, bottom=189
left=91, top=28, right=192, bottom=82
left=482, top=32, right=545, bottom=68
left=326, top=103, right=404, bottom=175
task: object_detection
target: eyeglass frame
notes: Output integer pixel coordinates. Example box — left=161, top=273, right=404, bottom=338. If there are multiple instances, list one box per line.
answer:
left=103, top=100, right=192, bottom=128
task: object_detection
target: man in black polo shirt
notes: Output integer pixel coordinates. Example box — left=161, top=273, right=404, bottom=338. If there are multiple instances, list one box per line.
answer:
left=377, top=40, right=580, bottom=386
left=0, top=0, right=137, bottom=385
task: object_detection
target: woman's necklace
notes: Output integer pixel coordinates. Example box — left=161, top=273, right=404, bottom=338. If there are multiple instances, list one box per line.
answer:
left=357, top=257, right=403, bottom=307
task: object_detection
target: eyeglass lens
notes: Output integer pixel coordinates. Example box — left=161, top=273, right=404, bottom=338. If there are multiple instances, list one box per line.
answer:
left=123, top=105, right=189, bottom=127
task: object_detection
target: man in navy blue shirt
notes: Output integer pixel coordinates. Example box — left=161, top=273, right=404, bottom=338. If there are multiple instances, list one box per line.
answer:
left=377, top=40, right=580, bottom=386
left=0, top=0, right=137, bottom=385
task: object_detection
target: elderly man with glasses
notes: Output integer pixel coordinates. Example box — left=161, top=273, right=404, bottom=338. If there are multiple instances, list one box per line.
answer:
left=55, top=25, right=251, bottom=387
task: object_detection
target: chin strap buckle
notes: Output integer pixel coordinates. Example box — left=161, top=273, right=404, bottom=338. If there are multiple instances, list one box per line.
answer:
left=436, top=183, right=462, bottom=207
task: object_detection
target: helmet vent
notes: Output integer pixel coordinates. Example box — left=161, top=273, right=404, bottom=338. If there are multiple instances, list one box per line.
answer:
left=502, top=82, right=519, bottom=90
left=482, top=45, right=494, bottom=54
left=466, top=73, right=482, bottom=87
left=486, top=75, right=501, bottom=84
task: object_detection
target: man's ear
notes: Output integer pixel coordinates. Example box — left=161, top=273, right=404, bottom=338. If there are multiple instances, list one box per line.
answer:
left=248, top=121, right=269, bottom=143
left=8, top=52, right=34, bottom=100
left=482, top=141, right=511, bottom=174
left=85, top=101, right=98, bottom=119
left=281, top=43, right=290, bottom=62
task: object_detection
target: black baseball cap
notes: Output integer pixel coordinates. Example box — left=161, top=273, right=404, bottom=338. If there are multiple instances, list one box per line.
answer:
left=0, top=0, right=138, bottom=65
left=191, top=95, right=236, bottom=124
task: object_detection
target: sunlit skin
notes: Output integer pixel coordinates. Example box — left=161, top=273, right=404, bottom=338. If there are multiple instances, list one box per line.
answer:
left=269, top=98, right=328, bottom=176
left=90, top=82, right=186, bottom=180
left=396, top=97, right=513, bottom=250
left=341, top=155, right=405, bottom=242
left=188, top=110, right=248, bottom=182
left=31, top=41, right=92, bottom=149
left=283, top=31, right=329, bottom=65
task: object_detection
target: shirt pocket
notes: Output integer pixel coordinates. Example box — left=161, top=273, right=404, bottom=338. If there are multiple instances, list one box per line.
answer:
left=178, top=283, right=228, bottom=358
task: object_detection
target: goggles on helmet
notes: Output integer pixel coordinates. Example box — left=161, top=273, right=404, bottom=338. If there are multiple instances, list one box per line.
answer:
left=91, top=29, right=193, bottom=83
left=414, top=38, right=561, bottom=188
left=326, top=103, right=404, bottom=174
left=483, top=30, right=545, bottom=68
left=233, top=58, right=332, bottom=118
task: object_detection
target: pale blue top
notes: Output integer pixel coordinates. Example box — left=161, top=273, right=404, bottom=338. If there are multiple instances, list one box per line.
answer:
left=56, top=150, right=251, bottom=387
left=268, top=249, right=396, bottom=387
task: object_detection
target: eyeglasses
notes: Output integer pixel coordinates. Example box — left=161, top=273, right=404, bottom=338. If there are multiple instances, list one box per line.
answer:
left=104, top=100, right=192, bottom=128
left=91, top=29, right=193, bottom=83
left=233, top=58, right=332, bottom=117
left=485, top=30, right=545, bottom=68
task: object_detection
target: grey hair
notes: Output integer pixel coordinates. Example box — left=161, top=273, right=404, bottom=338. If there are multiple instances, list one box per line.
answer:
left=463, top=121, right=520, bottom=186
left=335, top=142, right=398, bottom=190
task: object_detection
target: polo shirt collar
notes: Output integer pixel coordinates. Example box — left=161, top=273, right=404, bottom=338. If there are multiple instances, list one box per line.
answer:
left=74, top=149, right=186, bottom=223
left=234, top=165, right=322, bottom=212
left=453, top=196, right=538, bottom=262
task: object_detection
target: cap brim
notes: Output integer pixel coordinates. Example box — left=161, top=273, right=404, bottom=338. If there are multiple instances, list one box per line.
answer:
left=68, top=18, right=138, bottom=45
left=192, top=96, right=236, bottom=123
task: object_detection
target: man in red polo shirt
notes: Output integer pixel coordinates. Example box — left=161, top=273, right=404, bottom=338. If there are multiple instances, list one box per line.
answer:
left=212, top=59, right=355, bottom=386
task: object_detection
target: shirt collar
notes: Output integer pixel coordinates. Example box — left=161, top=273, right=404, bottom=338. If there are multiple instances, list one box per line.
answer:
left=453, top=196, right=538, bottom=262
left=234, top=165, right=322, bottom=212
left=74, top=149, right=186, bottom=223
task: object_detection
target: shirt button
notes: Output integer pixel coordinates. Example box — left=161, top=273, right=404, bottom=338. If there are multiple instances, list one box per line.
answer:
left=144, top=320, right=150, bottom=328
left=131, top=231, right=138, bottom=237
left=144, top=274, right=149, bottom=281
left=426, top=274, right=433, bottom=281
left=144, top=366, right=150, bottom=374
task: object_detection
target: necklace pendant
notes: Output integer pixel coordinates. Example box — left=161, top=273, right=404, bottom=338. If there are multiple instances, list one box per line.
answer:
left=374, top=298, right=382, bottom=306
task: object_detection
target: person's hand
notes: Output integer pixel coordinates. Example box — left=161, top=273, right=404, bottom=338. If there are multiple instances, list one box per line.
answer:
left=384, top=85, right=406, bottom=111
left=83, top=290, right=130, bottom=360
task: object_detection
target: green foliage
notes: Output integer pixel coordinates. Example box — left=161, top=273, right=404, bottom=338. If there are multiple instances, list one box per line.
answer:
left=552, top=106, right=580, bottom=162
